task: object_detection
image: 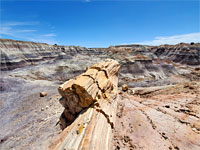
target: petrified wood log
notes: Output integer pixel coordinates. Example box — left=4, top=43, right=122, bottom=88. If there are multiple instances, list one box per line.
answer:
left=58, top=59, right=120, bottom=129
left=51, top=59, right=120, bottom=150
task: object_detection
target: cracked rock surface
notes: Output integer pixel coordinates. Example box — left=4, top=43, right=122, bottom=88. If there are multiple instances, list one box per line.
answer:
left=113, top=81, right=200, bottom=150
left=50, top=59, right=120, bottom=150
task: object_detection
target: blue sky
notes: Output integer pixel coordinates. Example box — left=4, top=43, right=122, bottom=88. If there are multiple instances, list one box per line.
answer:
left=0, top=0, right=199, bottom=47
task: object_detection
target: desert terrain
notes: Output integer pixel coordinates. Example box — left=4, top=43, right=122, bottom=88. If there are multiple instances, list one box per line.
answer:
left=0, top=39, right=200, bottom=150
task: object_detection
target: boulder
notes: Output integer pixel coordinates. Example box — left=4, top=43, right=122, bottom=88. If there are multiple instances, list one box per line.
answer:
left=40, top=92, right=47, bottom=97
left=127, top=89, right=134, bottom=95
left=122, top=84, right=128, bottom=92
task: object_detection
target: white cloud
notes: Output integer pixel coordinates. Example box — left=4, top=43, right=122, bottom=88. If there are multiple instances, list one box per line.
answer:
left=2, top=21, right=39, bottom=26
left=137, top=32, right=200, bottom=45
left=0, top=26, right=13, bottom=36
left=0, top=26, right=37, bottom=38
left=0, top=21, right=57, bottom=45
left=28, top=37, right=57, bottom=45
left=16, top=29, right=37, bottom=33
left=42, top=33, right=56, bottom=37
left=0, top=21, right=37, bottom=37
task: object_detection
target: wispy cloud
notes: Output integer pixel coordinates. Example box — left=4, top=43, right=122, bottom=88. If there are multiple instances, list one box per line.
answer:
left=42, top=33, right=56, bottom=37
left=137, top=32, right=200, bottom=45
left=2, top=21, right=39, bottom=26
left=0, top=27, right=36, bottom=37
left=0, top=21, right=38, bottom=37
left=0, top=21, right=57, bottom=45
left=28, top=37, right=57, bottom=45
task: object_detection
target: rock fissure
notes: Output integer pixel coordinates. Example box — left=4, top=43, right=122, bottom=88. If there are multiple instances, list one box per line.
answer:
left=57, top=59, right=120, bottom=130
left=126, top=96, right=179, bottom=149
left=82, top=73, right=107, bottom=96
left=92, top=101, right=115, bottom=129
left=139, top=99, right=200, bottom=134
left=89, top=66, right=109, bottom=78
left=139, top=109, right=179, bottom=149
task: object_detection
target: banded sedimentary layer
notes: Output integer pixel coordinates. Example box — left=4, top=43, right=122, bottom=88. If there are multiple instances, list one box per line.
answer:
left=151, top=43, right=200, bottom=65
left=0, top=39, right=106, bottom=70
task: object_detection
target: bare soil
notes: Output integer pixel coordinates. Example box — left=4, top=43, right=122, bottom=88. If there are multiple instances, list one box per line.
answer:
left=112, top=80, right=200, bottom=150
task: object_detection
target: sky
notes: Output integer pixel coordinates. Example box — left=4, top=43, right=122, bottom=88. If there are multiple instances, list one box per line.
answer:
left=0, top=0, right=199, bottom=47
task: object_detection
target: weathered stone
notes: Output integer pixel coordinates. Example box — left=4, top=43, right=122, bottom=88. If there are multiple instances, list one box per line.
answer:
left=51, top=59, right=120, bottom=150
left=122, top=84, right=128, bottom=92
left=51, top=93, right=119, bottom=150
left=40, top=92, right=47, bottom=97
left=127, top=89, right=134, bottom=95
left=59, top=97, right=68, bottom=108
left=64, top=109, right=75, bottom=122
left=193, top=121, right=200, bottom=131
left=59, top=113, right=67, bottom=130
left=57, top=59, right=120, bottom=130
left=58, top=59, right=119, bottom=108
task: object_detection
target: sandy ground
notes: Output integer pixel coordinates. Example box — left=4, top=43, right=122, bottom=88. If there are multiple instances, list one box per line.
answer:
left=0, top=73, right=63, bottom=150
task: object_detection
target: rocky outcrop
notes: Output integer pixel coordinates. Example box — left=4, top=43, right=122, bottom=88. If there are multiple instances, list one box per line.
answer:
left=106, top=45, right=178, bottom=87
left=51, top=59, right=120, bottom=150
left=0, top=39, right=106, bottom=70
left=151, top=43, right=200, bottom=65
left=120, top=60, right=177, bottom=79
left=1, top=39, right=200, bottom=72
left=108, top=43, right=200, bottom=65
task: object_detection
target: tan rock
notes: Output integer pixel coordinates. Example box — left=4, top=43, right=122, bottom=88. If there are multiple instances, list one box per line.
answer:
left=122, top=84, right=128, bottom=92
left=58, top=59, right=119, bottom=107
left=193, top=121, right=200, bottom=131
left=40, top=91, right=47, bottom=97
left=127, top=89, right=134, bottom=95
left=51, top=95, right=119, bottom=150
left=57, top=59, right=120, bottom=131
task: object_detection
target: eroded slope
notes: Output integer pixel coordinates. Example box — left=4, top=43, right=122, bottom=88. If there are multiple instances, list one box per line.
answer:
left=113, top=81, right=200, bottom=150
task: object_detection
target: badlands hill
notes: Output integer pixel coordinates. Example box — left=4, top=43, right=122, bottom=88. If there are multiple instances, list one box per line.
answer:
left=0, top=38, right=200, bottom=150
